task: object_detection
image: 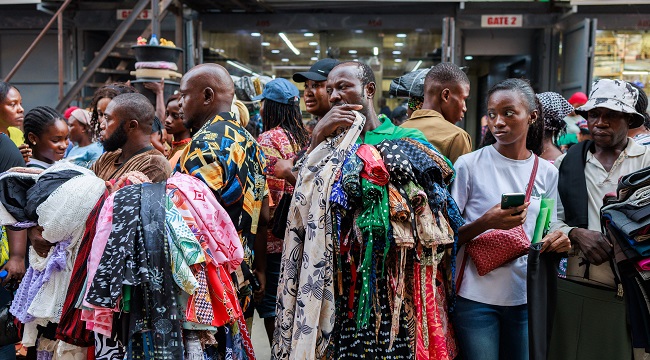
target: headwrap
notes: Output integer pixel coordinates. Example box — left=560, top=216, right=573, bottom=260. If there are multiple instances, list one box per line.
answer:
left=537, top=92, right=574, bottom=134
left=63, top=106, right=80, bottom=120
left=408, top=96, right=424, bottom=111
left=70, top=109, right=92, bottom=126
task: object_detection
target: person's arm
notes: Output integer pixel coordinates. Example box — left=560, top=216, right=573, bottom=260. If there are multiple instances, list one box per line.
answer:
left=274, top=158, right=297, bottom=186
left=308, top=104, right=362, bottom=152
left=143, top=78, right=166, bottom=121
left=28, top=226, right=53, bottom=258
left=548, top=158, right=612, bottom=264
left=253, top=196, right=269, bottom=302
left=1, top=229, right=27, bottom=284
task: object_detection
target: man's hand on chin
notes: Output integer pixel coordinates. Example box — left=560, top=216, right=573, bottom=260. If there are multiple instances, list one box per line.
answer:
left=309, top=103, right=362, bottom=151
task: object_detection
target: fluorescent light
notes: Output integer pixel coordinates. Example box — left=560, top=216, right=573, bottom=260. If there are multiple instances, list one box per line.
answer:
left=304, top=32, right=314, bottom=37
left=465, top=55, right=474, bottom=60
left=261, top=42, right=270, bottom=46
left=282, top=58, right=289, bottom=62
left=373, top=47, right=379, bottom=56
left=279, top=33, right=300, bottom=55
left=309, top=42, right=318, bottom=46
left=353, top=59, right=359, bottom=61
left=226, top=60, right=257, bottom=76
left=395, top=59, right=403, bottom=63
left=395, top=42, right=404, bottom=47
left=354, top=30, right=363, bottom=34
left=349, top=50, right=357, bottom=54
left=251, top=32, right=261, bottom=37
left=622, top=70, right=649, bottom=75
left=315, top=50, right=321, bottom=54
left=396, top=33, right=407, bottom=38
left=311, top=57, right=318, bottom=61
left=411, top=60, right=423, bottom=71
left=271, top=49, right=280, bottom=54
left=392, top=50, right=401, bottom=55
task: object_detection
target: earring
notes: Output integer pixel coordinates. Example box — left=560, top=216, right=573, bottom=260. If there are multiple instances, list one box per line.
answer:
left=32, top=142, right=36, bottom=145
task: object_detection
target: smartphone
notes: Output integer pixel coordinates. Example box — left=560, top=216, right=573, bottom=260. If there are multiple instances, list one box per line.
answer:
left=501, top=193, right=525, bottom=210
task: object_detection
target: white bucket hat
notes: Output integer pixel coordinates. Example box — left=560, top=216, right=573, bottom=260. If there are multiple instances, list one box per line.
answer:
left=576, top=79, right=645, bottom=129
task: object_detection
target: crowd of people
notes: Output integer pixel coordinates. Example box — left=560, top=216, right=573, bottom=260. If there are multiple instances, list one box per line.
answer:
left=0, top=57, right=648, bottom=360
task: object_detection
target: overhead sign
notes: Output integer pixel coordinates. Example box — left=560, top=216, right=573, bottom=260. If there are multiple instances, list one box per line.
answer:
left=116, top=9, right=152, bottom=20
left=481, top=15, right=523, bottom=28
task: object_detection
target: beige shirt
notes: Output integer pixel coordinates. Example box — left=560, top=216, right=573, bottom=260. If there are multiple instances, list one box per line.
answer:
left=551, top=139, right=650, bottom=288
left=400, top=109, right=472, bottom=163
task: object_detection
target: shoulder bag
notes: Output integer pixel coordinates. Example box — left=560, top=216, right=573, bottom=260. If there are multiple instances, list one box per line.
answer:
left=460, top=154, right=539, bottom=279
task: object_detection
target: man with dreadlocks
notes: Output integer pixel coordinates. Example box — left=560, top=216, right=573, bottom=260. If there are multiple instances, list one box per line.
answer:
left=251, top=78, right=310, bottom=345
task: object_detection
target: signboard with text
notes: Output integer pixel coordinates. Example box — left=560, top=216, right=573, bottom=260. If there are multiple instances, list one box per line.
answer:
left=481, top=15, right=523, bottom=27
left=116, top=9, right=152, bottom=20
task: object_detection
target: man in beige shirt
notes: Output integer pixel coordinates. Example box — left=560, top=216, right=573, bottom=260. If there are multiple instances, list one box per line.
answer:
left=550, top=79, right=650, bottom=360
left=400, top=63, right=472, bottom=163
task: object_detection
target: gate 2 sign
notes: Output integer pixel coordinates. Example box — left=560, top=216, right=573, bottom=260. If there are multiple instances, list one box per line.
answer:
left=481, top=15, right=523, bottom=28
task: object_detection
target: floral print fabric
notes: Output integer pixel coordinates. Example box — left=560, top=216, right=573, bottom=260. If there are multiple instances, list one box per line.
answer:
left=273, top=112, right=365, bottom=359
left=257, top=127, right=302, bottom=254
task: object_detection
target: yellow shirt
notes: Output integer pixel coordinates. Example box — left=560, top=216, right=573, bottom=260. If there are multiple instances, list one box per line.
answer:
left=7, top=127, right=24, bottom=147
left=401, top=109, right=472, bottom=164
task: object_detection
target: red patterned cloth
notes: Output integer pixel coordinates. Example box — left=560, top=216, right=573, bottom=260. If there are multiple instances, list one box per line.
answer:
left=257, top=127, right=302, bottom=254
left=413, top=259, right=458, bottom=360
left=356, top=144, right=389, bottom=186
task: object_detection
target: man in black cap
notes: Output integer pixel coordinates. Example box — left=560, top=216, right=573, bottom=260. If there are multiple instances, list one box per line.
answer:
left=293, top=58, right=339, bottom=120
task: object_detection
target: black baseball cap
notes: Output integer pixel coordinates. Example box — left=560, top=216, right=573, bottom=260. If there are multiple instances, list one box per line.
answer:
left=292, top=58, right=340, bottom=82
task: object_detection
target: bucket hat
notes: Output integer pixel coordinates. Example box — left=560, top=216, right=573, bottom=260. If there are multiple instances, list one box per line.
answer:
left=576, top=79, right=645, bottom=129
left=252, top=78, right=299, bottom=105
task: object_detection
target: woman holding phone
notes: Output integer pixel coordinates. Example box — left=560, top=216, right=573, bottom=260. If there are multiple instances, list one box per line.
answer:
left=451, top=78, right=570, bottom=360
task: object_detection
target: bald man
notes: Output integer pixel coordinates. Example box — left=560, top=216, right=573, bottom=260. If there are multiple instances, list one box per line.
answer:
left=177, top=64, right=269, bottom=329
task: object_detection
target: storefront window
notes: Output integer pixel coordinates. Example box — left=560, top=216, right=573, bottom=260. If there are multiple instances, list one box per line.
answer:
left=202, top=29, right=441, bottom=99
left=594, top=30, right=650, bottom=89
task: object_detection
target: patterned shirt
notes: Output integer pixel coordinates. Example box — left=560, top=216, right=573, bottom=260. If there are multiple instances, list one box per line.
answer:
left=257, top=127, right=302, bottom=254
left=178, top=112, right=267, bottom=266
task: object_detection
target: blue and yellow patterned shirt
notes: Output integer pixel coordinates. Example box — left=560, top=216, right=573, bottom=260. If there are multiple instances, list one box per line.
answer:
left=178, top=112, right=267, bottom=266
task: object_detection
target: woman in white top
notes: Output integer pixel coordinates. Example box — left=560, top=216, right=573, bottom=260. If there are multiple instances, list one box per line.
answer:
left=451, top=78, right=571, bottom=360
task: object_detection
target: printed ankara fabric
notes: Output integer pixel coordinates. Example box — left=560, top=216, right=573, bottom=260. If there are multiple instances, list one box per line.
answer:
left=165, top=172, right=243, bottom=273
left=376, top=140, right=416, bottom=186
left=273, top=112, right=365, bottom=359
left=85, top=185, right=148, bottom=309
left=357, top=144, right=390, bottom=186
left=126, top=182, right=183, bottom=360
left=257, top=126, right=302, bottom=254
left=178, top=112, right=267, bottom=268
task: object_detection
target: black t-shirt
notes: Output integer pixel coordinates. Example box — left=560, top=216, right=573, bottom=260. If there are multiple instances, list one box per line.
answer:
left=0, top=133, right=25, bottom=172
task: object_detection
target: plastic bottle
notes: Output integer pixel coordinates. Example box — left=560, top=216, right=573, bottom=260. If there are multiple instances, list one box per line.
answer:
left=149, top=34, right=159, bottom=46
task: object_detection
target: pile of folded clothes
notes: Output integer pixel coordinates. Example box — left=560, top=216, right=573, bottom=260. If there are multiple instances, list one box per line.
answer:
left=601, top=166, right=650, bottom=354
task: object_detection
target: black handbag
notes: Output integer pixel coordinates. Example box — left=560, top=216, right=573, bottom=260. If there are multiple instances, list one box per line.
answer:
left=0, top=300, right=19, bottom=347
left=271, top=193, right=292, bottom=239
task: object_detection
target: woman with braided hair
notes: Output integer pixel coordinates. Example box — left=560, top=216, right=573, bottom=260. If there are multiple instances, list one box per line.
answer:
left=252, top=78, right=309, bottom=345
left=23, top=106, right=69, bottom=169
left=88, top=83, right=137, bottom=141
